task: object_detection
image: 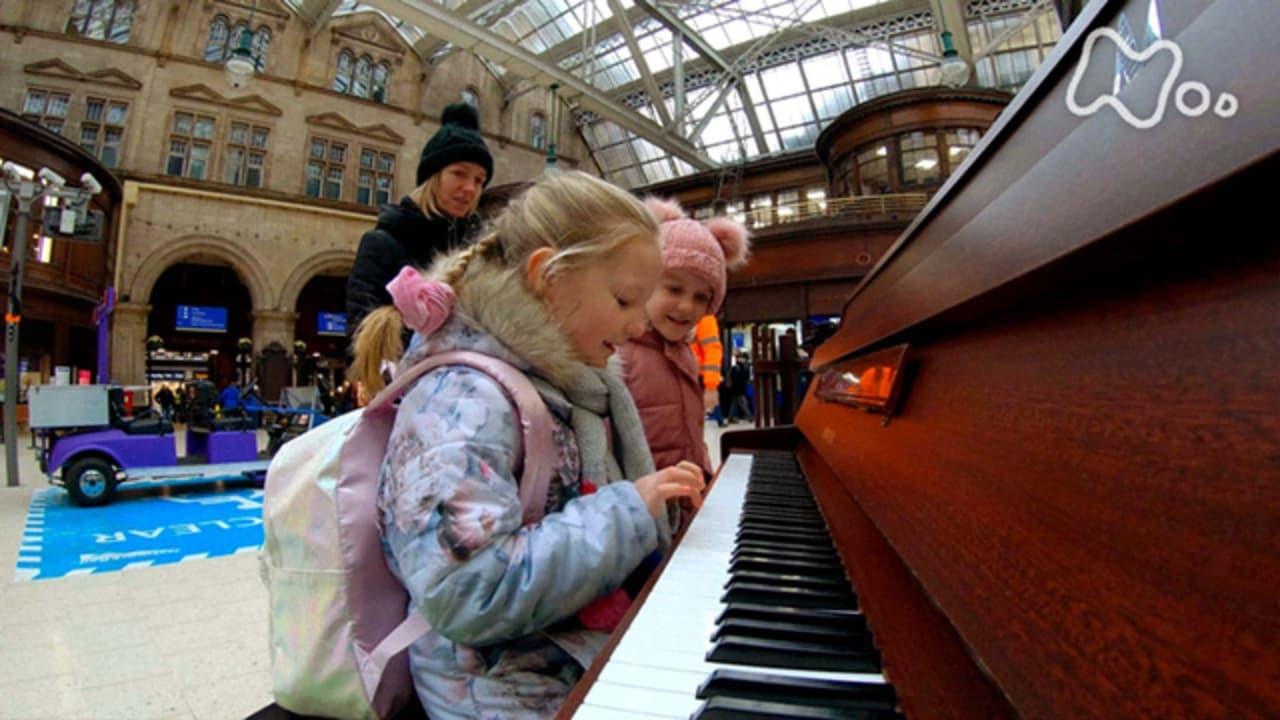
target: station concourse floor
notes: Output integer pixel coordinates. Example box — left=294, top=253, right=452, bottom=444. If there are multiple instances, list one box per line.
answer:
left=0, top=422, right=733, bottom=720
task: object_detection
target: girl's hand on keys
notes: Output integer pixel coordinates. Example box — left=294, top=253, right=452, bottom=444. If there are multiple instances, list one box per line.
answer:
left=634, top=463, right=706, bottom=519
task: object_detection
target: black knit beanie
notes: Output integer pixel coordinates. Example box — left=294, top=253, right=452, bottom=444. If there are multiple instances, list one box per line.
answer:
left=416, top=102, right=494, bottom=186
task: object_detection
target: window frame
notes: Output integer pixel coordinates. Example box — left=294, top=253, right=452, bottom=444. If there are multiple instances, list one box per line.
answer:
left=166, top=110, right=218, bottom=180
left=223, top=120, right=271, bottom=188
left=855, top=142, right=892, bottom=196
left=529, top=112, right=547, bottom=150
left=305, top=136, right=349, bottom=202
left=80, top=96, right=130, bottom=168
left=332, top=49, right=393, bottom=103
left=203, top=14, right=271, bottom=69
left=897, top=130, right=941, bottom=188
left=355, top=146, right=396, bottom=207
left=22, top=88, right=72, bottom=135
left=67, top=0, right=134, bottom=44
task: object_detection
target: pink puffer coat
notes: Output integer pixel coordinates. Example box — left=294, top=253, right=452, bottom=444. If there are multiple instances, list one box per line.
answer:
left=619, top=329, right=713, bottom=479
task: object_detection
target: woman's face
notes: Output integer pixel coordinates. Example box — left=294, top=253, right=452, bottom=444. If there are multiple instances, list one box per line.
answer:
left=434, top=162, right=487, bottom=218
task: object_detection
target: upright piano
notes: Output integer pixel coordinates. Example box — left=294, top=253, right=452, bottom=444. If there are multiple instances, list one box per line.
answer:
left=559, top=0, right=1280, bottom=716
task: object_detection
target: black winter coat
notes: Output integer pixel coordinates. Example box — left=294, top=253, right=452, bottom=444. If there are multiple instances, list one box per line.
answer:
left=345, top=197, right=476, bottom=339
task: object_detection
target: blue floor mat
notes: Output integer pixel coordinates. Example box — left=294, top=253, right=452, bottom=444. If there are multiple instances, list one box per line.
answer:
left=14, top=480, right=264, bottom=582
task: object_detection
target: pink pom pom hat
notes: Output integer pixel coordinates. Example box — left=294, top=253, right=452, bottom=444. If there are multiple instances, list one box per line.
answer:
left=643, top=197, right=750, bottom=314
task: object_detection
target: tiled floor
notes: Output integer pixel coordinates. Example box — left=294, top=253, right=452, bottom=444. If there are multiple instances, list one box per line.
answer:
left=0, top=421, right=740, bottom=720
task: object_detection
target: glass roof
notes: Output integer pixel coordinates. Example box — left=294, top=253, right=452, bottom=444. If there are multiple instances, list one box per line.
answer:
left=285, top=0, right=1063, bottom=188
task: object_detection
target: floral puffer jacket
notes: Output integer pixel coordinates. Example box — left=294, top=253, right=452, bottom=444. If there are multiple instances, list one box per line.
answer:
left=377, top=251, right=663, bottom=720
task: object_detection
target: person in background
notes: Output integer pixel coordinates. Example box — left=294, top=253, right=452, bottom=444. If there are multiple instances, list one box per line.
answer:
left=345, top=102, right=493, bottom=339
left=690, top=314, right=723, bottom=421
left=217, top=382, right=240, bottom=414
left=154, top=384, right=175, bottom=421
left=727, top=351, right=753, bottom=423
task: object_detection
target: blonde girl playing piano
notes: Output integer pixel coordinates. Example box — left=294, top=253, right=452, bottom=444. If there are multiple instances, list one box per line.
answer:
left=350, top=170, right=704, bottom=720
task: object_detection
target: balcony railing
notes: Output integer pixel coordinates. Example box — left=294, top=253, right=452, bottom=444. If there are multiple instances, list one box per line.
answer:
left=741, top=193, right=929, bottom=229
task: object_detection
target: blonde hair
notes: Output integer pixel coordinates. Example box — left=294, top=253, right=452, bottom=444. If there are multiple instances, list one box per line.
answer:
left=411, top=172, right=481, bottom=219
left=351, top=171, right=659, bottom=395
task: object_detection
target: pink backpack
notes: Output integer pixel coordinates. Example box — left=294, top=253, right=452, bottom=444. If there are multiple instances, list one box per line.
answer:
left=260, top=351, right=554, bottom=719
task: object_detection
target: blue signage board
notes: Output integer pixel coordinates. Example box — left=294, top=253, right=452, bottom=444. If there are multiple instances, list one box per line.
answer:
left=317, top=311, right=347, bottom=337
left=14, top=485, right=263, bottom=582
left=175, top=304, right=228, bottom=333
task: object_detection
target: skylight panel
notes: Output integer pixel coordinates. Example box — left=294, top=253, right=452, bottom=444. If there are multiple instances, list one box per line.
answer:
left=758, top=65, right=801, bottom=99
left=801, top=53, right=848, bottom=88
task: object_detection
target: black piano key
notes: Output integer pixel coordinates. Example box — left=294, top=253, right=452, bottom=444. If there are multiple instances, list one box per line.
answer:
left=745, top=488, right=814, bottom=500
left=740, top=506, right=820, bottom=518
left=739, top=507, right=822, bottom=519
left=745, top=483, right=801, bottom=492
left=718, top=602, right=866, bottom=632
left=742, top=503, right=819, bottom=517
left=736, top=525, right=832, bottom=541
left=724, top=570, right=851, bottom=592
left=732, top=542, right=839, bottom=562
left=729, top=556, right=846, bottom=577
left=737, top=512, right=824, bottom=530
left=696, top=669, right=898, bottom=712
left=712, top=617, right=871, bottom=646
left=744, top=490, right=810, bottom=499
left=738, top=529, right=835, bottom=548
left=706, top=635, right=882, bottom=673
left=738, top=516, right=826, bottom=529
left=721, top=582, right=857, bottom=610
left=733, top=543, right=839, bottom=560
left=692, top=696, right=900, bottom=720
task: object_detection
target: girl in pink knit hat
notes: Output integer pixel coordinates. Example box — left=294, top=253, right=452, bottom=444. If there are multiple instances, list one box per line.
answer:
left=619, top=198, right=751, bottom=484
left=567, top=198, right=748, bottom=635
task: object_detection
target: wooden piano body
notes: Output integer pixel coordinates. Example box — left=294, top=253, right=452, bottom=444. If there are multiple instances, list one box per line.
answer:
left=564, top=0, right=1279, bottom=716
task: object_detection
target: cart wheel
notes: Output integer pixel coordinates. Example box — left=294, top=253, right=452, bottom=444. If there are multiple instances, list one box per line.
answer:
left=65, top=456, right=118, bottom=507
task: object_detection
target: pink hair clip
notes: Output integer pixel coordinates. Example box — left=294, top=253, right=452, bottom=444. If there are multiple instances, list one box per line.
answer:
left=386, top=266, right=455, bottom=337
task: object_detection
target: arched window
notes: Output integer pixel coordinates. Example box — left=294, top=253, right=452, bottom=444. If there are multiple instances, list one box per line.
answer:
left=371, top=62, right=391, bottom=103
left=353, top=56, right=373, bottom=99
left=530, top=112, right=546, bottom=150
left=230, top=23, right=251, bottom=58
left=203, top=17, right=268, bottom=68
left=252, top=27, right=272, bottom=70
left=333, top=50, right=354, bottom=93
left=460, top=88, right=479, bottom=108
left=67, top=0, right=134, bottom=44
left=204, top=16, right=230, bottom=62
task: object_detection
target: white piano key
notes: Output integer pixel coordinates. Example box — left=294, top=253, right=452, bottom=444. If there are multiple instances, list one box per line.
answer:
left=573, top=702, right=676, bottom=720
left=573, top=454, right=885, bottom=719
left=597, top=661, right=710, bottom=693
left=581, top=680, right=701, bottom=718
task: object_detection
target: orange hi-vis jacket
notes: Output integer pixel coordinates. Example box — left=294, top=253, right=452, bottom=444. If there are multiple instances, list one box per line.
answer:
left=689, top=315, right=723, bottom=391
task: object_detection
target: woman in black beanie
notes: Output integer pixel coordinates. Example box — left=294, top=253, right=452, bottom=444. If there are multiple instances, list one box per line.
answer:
left=346, top=102, right=493, bottom=339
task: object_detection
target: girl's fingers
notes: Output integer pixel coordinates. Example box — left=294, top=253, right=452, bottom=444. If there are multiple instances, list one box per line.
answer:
left=672, top=462, right=706, bottom=490
left=676, top=460, right=702, bottom=476
left=659, top=482, right=703, bottom=509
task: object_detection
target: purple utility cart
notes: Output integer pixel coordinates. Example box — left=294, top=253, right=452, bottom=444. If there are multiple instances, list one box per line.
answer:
left=28, top=384, right=269, bottom=506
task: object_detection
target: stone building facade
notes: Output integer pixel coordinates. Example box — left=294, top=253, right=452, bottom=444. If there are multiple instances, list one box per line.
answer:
left=0, top=0, right=595, bottom=384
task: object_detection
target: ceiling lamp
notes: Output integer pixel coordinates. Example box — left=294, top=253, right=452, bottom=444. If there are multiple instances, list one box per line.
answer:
left=939, top=30, right=972, bottom=88
left=226, top=1, right=259, bottom=89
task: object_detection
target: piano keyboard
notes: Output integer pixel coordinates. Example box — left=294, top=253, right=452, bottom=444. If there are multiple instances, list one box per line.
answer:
left=575, top=451, right=902, bottom=719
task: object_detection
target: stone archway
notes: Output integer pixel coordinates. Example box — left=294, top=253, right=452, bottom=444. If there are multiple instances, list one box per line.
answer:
left=113, top=235, right=276, bottom=384
left=127, top=234, right=274, bottom=312
left=276, top=249, right=356, bottom=312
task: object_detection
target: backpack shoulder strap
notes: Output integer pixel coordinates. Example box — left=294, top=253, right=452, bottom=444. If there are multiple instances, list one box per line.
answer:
left=356, top=352, right=556, bottom=703
left=366, top=350, right=555, bottom=525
